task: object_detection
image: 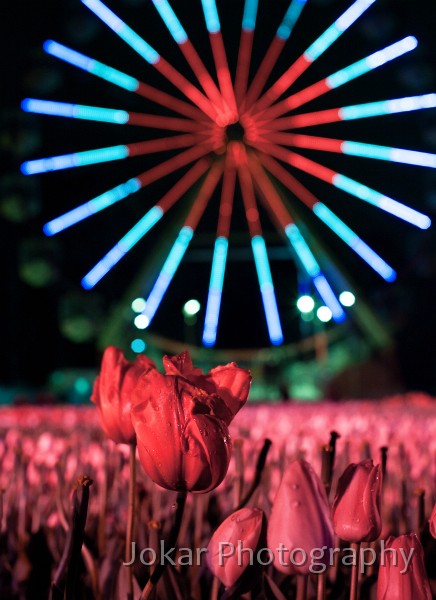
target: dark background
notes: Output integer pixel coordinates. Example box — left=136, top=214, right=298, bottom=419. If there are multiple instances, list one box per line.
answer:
left=1, top=0, right=436, bottom=393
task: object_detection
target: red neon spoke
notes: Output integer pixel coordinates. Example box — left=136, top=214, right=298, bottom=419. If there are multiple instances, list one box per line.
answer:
left=236, top=144, right=263, bottom=238
left=157, top=157, right=212, bottom=212
left=127, top=133, right=210, bottom=157
left=136, top=143, right=217, bottom=188
left=243, top=37, right=287, bottom=112
left=127, top=112, right=210, bottom=132
left=263, top=108, right=344, bottom=131
left=184, top=161, right=224, bottom=229
left=235, top=29, right=256, bottom=108
left=154, top=57, right=220, bottom=120
left=135, top=82, right=208, bottom=121
left=209, top=32, right=238, bottom=121
left=265, top=132, right=344, bottom=154
left=217, top=149, right=238, bottom=238
left=256, top=151, right=319, bottom=209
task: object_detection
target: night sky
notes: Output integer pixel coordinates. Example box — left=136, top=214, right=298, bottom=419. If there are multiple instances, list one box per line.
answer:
left=2, top=0, right=436, bottom=393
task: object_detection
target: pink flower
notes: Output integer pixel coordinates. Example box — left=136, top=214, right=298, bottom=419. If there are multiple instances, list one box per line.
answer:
left=132, top=350, right=251, bottom=492
left=332, top=459, right=382, bottom=543
left=268, top=459, right=334, bottom=575
left=91, top=346, right=155, bottom=444
left=207, top=507, right=266, bottom=589
left=377, top=534, right=432, bottom=599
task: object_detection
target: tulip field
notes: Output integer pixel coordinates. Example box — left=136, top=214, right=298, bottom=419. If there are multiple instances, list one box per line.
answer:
left=1, top=378, right=436, bottom=598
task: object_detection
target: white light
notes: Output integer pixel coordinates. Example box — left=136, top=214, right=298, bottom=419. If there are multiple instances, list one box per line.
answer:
left=131, top=297, right=146, bottom=313
left=183, top=299, right=201, bottom=316
left=297, top=295, right=315, bottom=313
left=134, top=314, right=150, bottom=329
left=317, top=306, right=333, bottom=322
left=339, top=291, right=356, bottom=307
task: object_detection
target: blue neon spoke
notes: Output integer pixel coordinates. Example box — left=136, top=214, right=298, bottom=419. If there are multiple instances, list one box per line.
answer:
left=339, top=94, right=436, bottom=120
left=277, top=0, right=307, bottom=40
left=81, top=206, right=164, bottom=289
left=152, top=0, right=188, bottom=44
left=203, top=237, right=229, bottom=347
left=21, top=99, right=129, bottom=124
left=341, top=141, right=436, bottom=168
left=242, top=0, right=260, bottom=32
left=141, top=227, right=194, bottom=326
left=21, top=145, right=129, bottom=175
left=285, top=224, right=346, bottom=321
left=201, top=0, right=221, bottom=33
left=251, top=236, right=284, bottom=345
left=313, top=202, right=396, bottom=281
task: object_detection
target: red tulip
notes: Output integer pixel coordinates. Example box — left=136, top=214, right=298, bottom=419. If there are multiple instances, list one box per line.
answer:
left=131, top=351, right=251, bottom=492
left=332, top=459, right=382, bottom=543
left=91, top=346, right=155, bottom=444
left=377, top=534, right=432, bottom=599
left=207, top=507, right=266, bottom=590
left=268, top=459, right=334, bottom=575
left=429, top=502, right=436, bottom=539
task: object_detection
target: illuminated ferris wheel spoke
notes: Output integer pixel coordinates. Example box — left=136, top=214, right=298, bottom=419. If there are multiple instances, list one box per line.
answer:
left=200, top=0, right=238, bottom=120
left=257, top=152, right=397, bottom=281
left=21, top=98, right=209, bottom=133
left=21, top=133, right=205, bottom=175
left=253, top=141, right=431, bottom=229
left=237, top=147, right=284, bottom=345
left=261, top=94, right=436, bottom=131
left=43, top=145, right=215, bottom=235
left=80, top=0, right=219, bottom=120
left=243, top=0, right=307, bottom=111
left=248, top=155, right=346, bottom=322
left=80, top=158, right=212, bottom=289
left=251, top=0, right=378, bottom=114
left=265, top=132, right=436, bottom=168
left=151, top=0, right=228, bottom=114
left=234, top=0, right=259, bottom=106
left=203, top=152, right=237, bottom=347
left=139, top=162, right=224, bottom=328
left=255, top=36, right=418, bottom=121
left=43, top=40, right=206, bottom=121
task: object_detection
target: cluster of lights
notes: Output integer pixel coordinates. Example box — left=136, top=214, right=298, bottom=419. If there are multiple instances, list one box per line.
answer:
left=21, top=0, right=434, bottom=348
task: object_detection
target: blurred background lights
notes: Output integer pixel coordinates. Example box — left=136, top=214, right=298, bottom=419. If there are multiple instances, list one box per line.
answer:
left=74, top=377, right=91, bottom=395
left=297, top=295, right=315, bottom=314
left=134, top=314, right=150, bottom=330
left=131, top=297, right=146, bottom=313
left=317, top=306, right=333, bottom=323
left=339, top=291, right=356, bottom=307
left=131, top=338, right=146, bottom=353
left=183, top=299, right=201, bottom=317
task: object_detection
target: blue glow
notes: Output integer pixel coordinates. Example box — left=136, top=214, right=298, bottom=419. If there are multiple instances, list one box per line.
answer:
left=342, top=141, right=436, bottom=168
left=277, top=0, right=307, bottom=40
left=284, top=224, right=320, bottom=278
left=203, top=237, right=228, bottom=347
left=81, top=206, right=164, bottom=288
left=333, top=175, right=431, bottom=229
left=142, top=227, right=194, bottom=325
left=43, top=178, right=141, bottom=235
left=22, top=98, right=129, bottom=124
left=313, top=202, right=396, bottom=281
left=81, top=0, right=160, bottom=64
left=152, top=0, right=188, bottom=44
left=21, top=145, right=128, bottom=175
left=242, top=0, right=259, bottom=32
left=304, top=0, right=376, bottom=61
left=327, top=37, right=417, bottom=89
left=44, top=40, right=139, bottom=91
left=313, top=275, right=346, bottom=322
left=201, top=0, right=221, bottom=33
left=251, top=236, right=284, bottom=345
left=340, top=94, right=436, bottom=120
left=131, top=339, right=146, bottom=353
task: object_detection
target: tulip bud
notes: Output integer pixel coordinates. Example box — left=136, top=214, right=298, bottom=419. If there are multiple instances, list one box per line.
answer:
left=91, top=346, right=155, bottom=444
left=268, top=459, right=334, bottom=575
left=132, top=351, right=251, bottom=492
left=429, top=502, right=436, bottom=539
left=332, top=459, right=382, bottom=543
left=377, top=534, right=432, bottom=599
left=207, top=507, right=266, bottom=591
